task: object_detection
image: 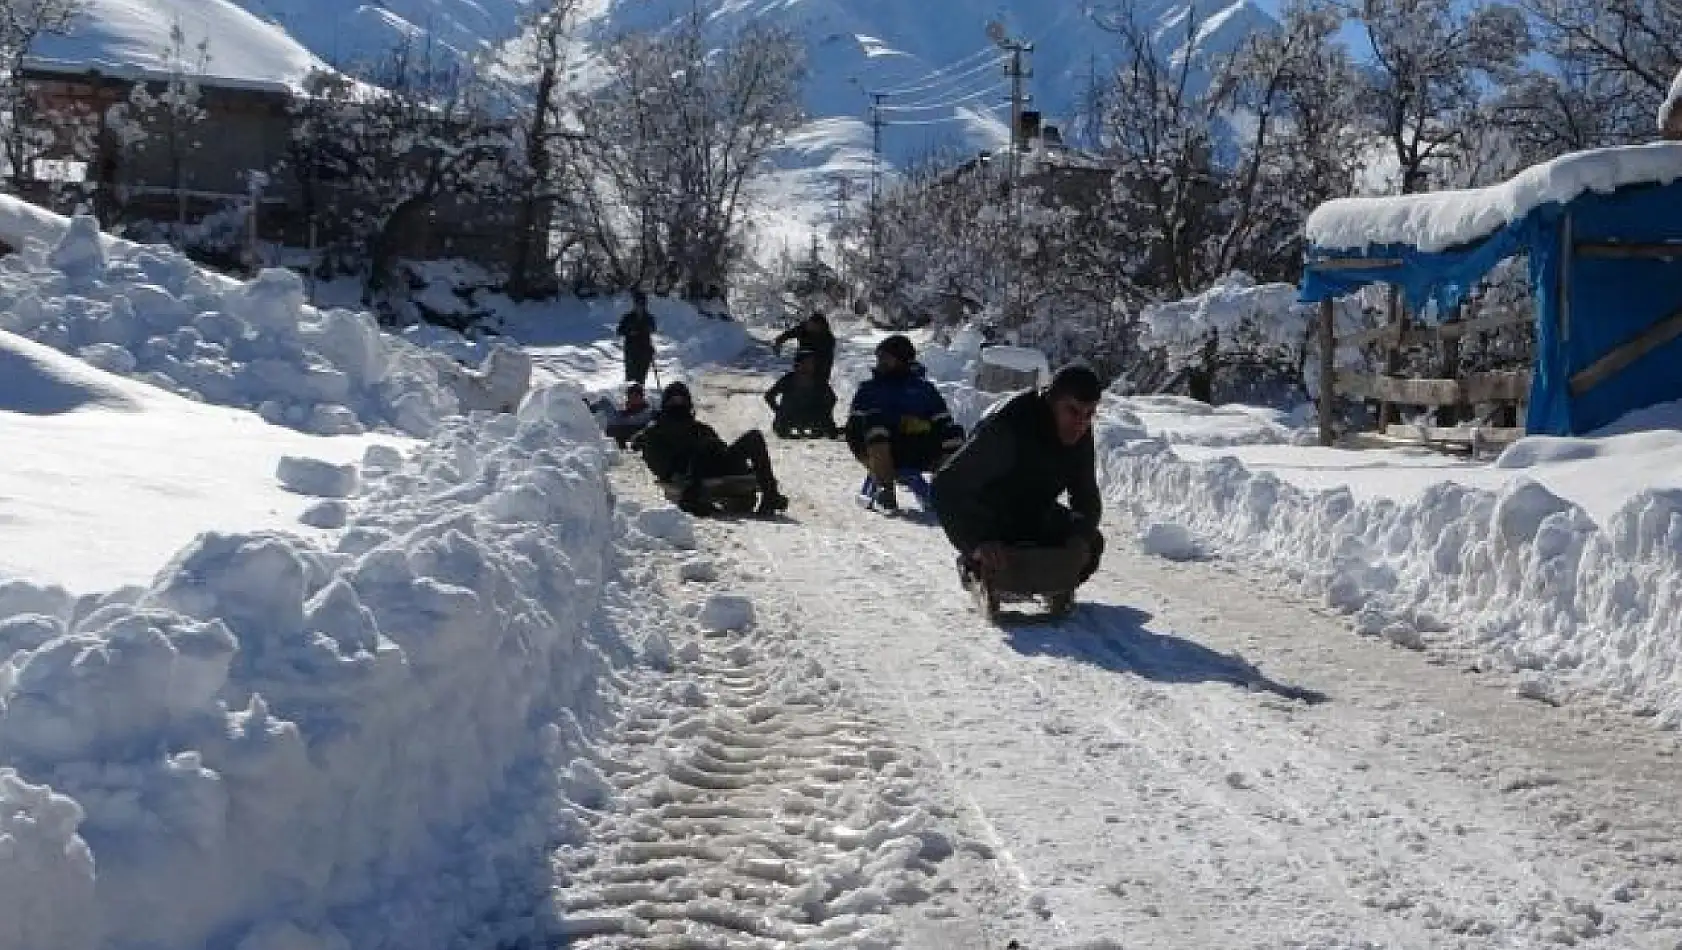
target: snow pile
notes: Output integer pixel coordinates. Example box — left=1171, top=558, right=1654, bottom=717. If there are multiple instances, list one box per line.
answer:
left=514, top=293, right=750, bottom=400
left=0, top=385, right=620, bottom=950
left=0, top=207, right=529, bottom=436
left=0, top=329, right=405, bottom=593
left=1106, top=394, right=1307, bottom=447
left=1097, top=413, right=1682, bottom=725
left=1306, top=142, right=1682, bottom=252
left=1138, top=272, right=1303, bottom=351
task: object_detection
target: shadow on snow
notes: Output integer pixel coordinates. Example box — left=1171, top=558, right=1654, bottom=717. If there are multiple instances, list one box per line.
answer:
left=1002, top=603, right=1329, bottom=705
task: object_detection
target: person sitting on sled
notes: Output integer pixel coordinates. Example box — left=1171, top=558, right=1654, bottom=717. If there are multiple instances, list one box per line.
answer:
left=598, top=383, right=654, bottom=449
left=845, top=334, right=965, bottom=511
left=631, top=381, right=789, bottom=516
left=764, top=348, right=840, bottom=439
left=931, top=364, right=1105, bottom=613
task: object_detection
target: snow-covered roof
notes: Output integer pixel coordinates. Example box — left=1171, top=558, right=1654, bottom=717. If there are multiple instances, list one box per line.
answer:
left=1305, top=141, right=1682, bottom=254
left=27, top=0, right=330, bottom=92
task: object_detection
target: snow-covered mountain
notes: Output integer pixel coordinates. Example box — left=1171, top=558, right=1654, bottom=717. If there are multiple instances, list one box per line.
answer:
left=26, top=0, right=536, bottom=83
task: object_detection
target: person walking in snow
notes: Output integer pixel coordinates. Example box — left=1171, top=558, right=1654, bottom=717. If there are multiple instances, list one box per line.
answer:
left=632, top=381, right=789, bottom=516
left=845, top=334, right=965, bottom=511
left=765, top=349, right=840, bottom=439
left=772, top=311, right=837, bottom=383
left=617, top=289, right=657, bottom=386
left=931, top=365, right=1105, bottom=614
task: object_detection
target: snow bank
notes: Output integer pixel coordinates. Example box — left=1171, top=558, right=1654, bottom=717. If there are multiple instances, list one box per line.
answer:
left=1098, top=409, right=1682, bottom=726
left=0, top=204, right=529, bottom=436
left=1306, top=142, right=1682, bottom=252
left=0, top=386, right=621, bottom=950
left=0, top=329, right=406, bottom=593
left=1138, top=272, right=1302, bottom=351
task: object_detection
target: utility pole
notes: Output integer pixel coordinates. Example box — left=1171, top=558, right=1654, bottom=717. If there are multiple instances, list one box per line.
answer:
left=988, top=22, right=1033, bottom=324
left=868, top=92, right=886, bottom=288
left=989, top=23, right=1034, bottom=190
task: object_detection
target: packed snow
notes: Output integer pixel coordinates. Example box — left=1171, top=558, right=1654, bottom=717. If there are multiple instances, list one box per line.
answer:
left=1306, top=141, right=1682, bottom=252
left=0, top=202, right=529, bottom=438
left=640, top=347, right=1682, bottom=947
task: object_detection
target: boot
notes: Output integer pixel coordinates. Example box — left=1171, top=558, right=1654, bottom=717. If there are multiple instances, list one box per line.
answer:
left=757, top=485, right=789, bottom=515
left=871, top=482, right=899, bottom=512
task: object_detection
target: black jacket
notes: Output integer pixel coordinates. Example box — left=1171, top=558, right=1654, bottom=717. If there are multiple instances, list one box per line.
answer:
left=931, top=389, right=1101, bottom=553
left=773, top=325, right=836, bottom=377
left=617, top=307, right=657, bottom=352
left=631, top=410, right=725, bottom=482
left=765, top=372, right=836, bottom=418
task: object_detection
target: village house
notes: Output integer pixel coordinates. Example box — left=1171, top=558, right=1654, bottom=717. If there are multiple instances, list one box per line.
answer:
left=13, top=60, right=518, bottom=280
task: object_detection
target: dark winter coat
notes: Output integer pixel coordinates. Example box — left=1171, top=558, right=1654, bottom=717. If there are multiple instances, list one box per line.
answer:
left=765, top=371, right=837, bottom=422
left=632, top=410, right=726, bottom=483
left=617, top=307, right=657, bottom=354
left=931, top=389, right=1101, bottom=555
left=774, top=324, right=837, bottom=378
left=846, top=363, right=963, bottom=447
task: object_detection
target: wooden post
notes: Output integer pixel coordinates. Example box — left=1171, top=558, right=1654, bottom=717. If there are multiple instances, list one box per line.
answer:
left=1380, top=285, right=1408, bottom=426
left=1317, top=298, right=1335, bottom=446
left=1437, top=300, right=1464, bottom=426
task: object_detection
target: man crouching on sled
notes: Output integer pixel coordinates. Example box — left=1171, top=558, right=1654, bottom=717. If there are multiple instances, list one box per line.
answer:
left=931, top=364, right=1105, bottom=617
left=846, top=334, right=965, bottom=511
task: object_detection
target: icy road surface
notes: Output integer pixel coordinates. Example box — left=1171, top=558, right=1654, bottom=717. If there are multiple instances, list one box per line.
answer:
left=553, top=351, right=1682, bottom=949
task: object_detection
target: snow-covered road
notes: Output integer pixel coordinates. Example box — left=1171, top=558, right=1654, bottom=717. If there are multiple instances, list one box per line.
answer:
left=556, top=344, right=1682, bottom=948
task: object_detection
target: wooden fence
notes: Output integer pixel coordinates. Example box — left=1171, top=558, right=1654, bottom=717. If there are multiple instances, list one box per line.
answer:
left=1313, top=290, right=1530, bottom=453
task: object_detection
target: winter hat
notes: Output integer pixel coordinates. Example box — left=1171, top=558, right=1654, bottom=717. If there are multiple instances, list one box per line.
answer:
left=1047, top=364, right=1103, bottom=403
left=660, top=381, right=693, bottom=414
left=875, top=334, right=916, bottom=364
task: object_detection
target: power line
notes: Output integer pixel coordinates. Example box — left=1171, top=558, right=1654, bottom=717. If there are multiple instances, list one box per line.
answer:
left=876, top=52, right=1001, bottom=98
left=879, top=83, right=1006, bottom=112
left=874, top=44, right=998, bottom=95
left=883, top=104, right=1008, bottom=126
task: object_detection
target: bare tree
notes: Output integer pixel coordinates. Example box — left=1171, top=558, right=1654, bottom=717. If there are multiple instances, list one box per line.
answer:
left=117, top=19, right=210, bottom=225
left=1513, top=0, right=1682, bottom=146
left=1351, top=0, right=1530, bottom=195
left=0, top=0, right=85, bottom=186
left=567, top=11, right=804, bottom=295
left=505, top=0, right=583, bottom=299
left=284, top=42, right=514, bottom=302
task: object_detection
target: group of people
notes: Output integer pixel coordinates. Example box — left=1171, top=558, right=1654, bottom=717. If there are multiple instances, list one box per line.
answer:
left=601, top=295, right=1108, bottom=604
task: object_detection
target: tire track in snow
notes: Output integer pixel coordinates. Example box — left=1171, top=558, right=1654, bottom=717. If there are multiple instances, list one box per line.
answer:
left=545, top=473, right=998, bottom=949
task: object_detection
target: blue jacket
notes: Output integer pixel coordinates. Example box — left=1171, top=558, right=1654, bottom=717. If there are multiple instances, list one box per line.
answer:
left=847, top=364, right=964, bottom=446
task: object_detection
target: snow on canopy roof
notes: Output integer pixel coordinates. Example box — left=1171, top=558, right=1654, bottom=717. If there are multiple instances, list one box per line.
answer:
left=1305, top=141, right=1682, bottom=254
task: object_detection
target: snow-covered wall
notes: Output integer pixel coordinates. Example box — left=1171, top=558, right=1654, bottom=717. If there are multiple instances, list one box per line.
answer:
left=0, top=387, right=622, bottom=950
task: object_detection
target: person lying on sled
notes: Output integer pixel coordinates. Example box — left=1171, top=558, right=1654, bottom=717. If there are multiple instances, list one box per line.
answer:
left=632, top=381, right=789, bottom=517
left=845, top=334, right=964, bottom=511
